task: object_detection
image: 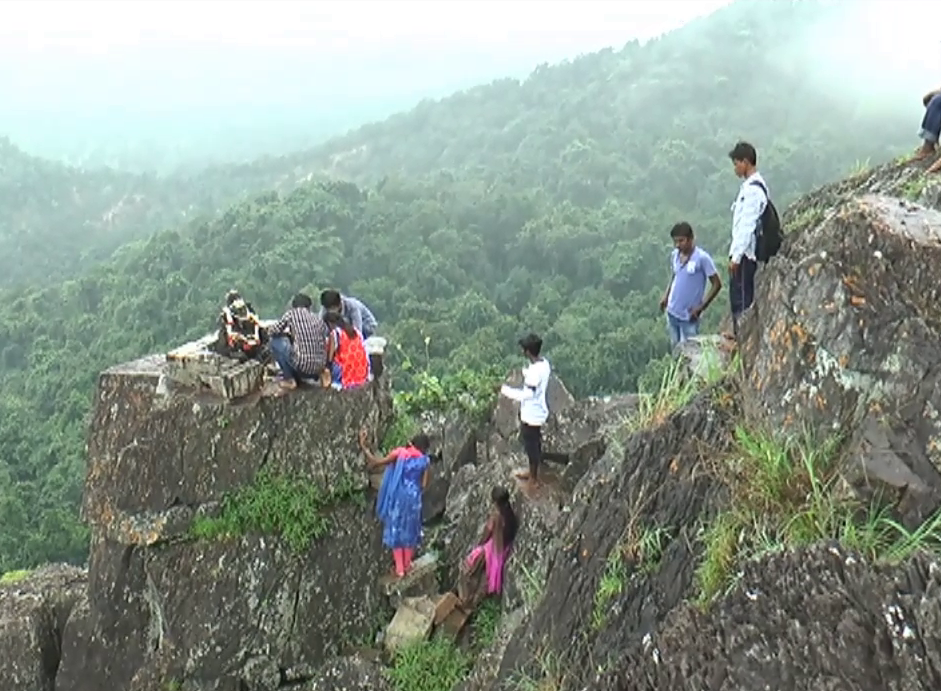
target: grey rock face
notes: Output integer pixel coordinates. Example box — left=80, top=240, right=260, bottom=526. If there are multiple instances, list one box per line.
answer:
left=51, top=341, right=394, bottom=691
left=0, top=565, right=86, bottom=691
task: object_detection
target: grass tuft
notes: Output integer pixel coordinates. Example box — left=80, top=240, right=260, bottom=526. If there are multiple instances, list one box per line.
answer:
left=694, top=426, right=941, bottom=606
left=385, top=637, right=472, bottom=691
left=190, top=471, right=363, bottom=553
left=626, top=345, right=731, bottom=433
left=0, top=569, right=31, bottom=585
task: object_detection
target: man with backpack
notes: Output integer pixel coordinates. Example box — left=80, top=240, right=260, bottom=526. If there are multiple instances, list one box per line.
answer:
left=727, top=141, right=781, bottom=336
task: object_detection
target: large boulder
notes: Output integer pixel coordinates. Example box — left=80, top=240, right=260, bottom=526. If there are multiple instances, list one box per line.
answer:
left=0, top=565, right=86, bottom=691
left=51, top=341, right=395, bottom=691
left=618, top=543, right=941, bottom=691
left=467, top=161, right=941, bottom=691
left=739, top=193, right=941, bottom=526
left=488, top=388, right=736, bottom=688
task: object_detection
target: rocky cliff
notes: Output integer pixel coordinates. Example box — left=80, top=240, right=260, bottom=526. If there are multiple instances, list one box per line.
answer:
left=448, top=158, right=941, bottom=691
left=5, top=157, right=941, bottom=691
left=2, top=346, right=394, bottom=691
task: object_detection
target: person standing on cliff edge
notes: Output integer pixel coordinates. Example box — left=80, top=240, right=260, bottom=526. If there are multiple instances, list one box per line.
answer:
left=727, top=141, right=768, bottom=337
left=498, top=333, right=551, bottom=488
left=659, top=221, right=722, bottom=348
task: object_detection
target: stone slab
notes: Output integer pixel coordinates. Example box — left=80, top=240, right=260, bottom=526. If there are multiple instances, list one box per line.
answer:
left=165, top=331, right=267, bottom=400
left=384, top=596, right=436, bottom=653
left=433, top=592, right=460, bottom=626
left=437, top=606, right=470, bottom=641
left=382, top=552, right=439, bottom=607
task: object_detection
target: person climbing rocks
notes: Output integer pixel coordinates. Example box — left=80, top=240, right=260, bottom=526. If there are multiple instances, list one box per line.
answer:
left=456, top=485, right=519, bottom=613
left=324, top=311, right=371, bottom=389
left=659, top=222, right=722, bottom=348
left=318, top=289, right=379, bottom=340
left=360, top=427, right=431, bottom=579
left=499, top=333, right=551, bottom=487
left=727, top=141, right=768, bottom=337
left=214, top=289, right=268, bottom=362
left=267, top=293, right=330, bottom=391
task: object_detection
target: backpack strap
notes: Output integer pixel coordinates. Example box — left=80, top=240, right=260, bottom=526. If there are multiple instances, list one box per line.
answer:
left=748, top=179, right=769, bottom=200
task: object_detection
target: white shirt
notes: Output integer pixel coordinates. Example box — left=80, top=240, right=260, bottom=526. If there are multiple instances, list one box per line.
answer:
left=500, top=358, right=551, bottom=427
left=728, top=171, right=768, bottom=263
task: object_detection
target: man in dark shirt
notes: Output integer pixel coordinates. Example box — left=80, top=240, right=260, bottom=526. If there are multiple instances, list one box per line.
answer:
left=268, top=293, right=329, bottom=390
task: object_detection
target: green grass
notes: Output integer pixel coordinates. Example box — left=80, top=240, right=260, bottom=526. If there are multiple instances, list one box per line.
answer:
left=902, top=175, right=928, bottom=201
left=0, top=569, right=31, bottom=585
left=591, top=549, right=624, bottom=630
left=469, top=598, right=502, bottom=648
left=591, top=521, right=672, bottom=630
left=783, top=205, right=825, bottom=235
left=632, top=525, right=671, bottom=574
left=507, top=648, right=567, bottom=691
left=385, top=637, right=472, bottom=691
left=384, top=597, right=503, bottom=690
left=848, top=158, right=871, bottom=177
left=189, top=471, right=363, bottom=553
left=626, top=346, right=731, bottom=433
left=693, top=426, right=941, bottom=606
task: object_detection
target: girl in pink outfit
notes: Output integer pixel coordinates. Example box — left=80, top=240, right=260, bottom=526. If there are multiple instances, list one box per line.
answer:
left=458, top=486, right=519, bottom=611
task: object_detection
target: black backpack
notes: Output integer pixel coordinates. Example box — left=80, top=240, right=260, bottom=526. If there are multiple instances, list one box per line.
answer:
left=749, top=179, right=782, bottom=264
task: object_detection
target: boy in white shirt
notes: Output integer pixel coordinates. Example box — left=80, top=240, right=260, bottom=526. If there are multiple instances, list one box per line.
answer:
left=727, top=141, right=768, bottom=336
left=499, top=333, right=551, bottom=487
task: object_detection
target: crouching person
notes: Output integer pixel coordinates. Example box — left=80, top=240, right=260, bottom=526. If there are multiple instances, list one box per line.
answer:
left=214, top=289, right=268, bottom=362
left=267, top=293, right=329, bottom=391
left=324, top=311, right=371, bottom=389
left=456, top=486, right=519, bottom=612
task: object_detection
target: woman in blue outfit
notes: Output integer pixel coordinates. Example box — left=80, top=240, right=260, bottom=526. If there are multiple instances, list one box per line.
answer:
left=359, top=427, right=431, bottom=578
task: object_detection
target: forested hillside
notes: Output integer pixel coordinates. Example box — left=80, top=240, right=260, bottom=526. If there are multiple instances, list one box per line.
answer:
left=290, top=0, right=911, bottom=205
left=0, top=138, right=334, bottom=289
left=0, top=0, right=920, bottom=571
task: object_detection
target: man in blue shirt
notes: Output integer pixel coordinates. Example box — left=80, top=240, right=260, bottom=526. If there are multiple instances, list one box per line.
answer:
left=319, top=289, right=379, bottom=339
left=659, top=222, right=723, bottom=348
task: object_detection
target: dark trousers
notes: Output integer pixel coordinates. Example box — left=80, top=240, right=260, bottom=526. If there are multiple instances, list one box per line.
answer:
left=520, top=422, right=543, bottom=480
left=922, top=93, right=941, bottom=143
left=730, top=256, right=758, bottom=336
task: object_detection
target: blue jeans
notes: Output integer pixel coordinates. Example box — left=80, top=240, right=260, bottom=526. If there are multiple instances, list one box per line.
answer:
left=666, top=312, right=700, bottom=348
left=921, top=94, right=941, bottom=143
left=270, top=335, right=302, bottom=381
left=362, top=326, right=374, bottom=340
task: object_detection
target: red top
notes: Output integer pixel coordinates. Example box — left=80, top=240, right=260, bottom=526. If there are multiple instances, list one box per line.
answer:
left=332, top=327, right=370, bottom=388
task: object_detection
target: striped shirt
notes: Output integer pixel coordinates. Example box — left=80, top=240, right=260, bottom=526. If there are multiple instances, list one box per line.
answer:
left=268, top=308, right=329, bottom=375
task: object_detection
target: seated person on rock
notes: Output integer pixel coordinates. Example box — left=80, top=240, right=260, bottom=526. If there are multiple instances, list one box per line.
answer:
left=324, top=311, right=371, bottom=390
left=456, top=485, right=519, bottom=613
left=267, top=293, right=330, bottom=391
left=914, top=86, right=941, bottom=173
left=214, top=290, right=268, bottom=362
left=359, top=427, right=431, bottom=579
left=319, top=289, right=379, bottom=340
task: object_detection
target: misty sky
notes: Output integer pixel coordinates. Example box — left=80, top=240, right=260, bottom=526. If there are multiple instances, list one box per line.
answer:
left=0, top=0, right=731, bottom=111
left=1, top=0, right=940, bottom=167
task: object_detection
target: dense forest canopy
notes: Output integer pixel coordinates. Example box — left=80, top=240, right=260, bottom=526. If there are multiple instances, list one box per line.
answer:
left=0, top=0, right=922, bottom=571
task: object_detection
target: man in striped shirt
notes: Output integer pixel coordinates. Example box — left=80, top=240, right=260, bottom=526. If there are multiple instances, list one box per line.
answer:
left=268, top=293, right=330, bottom=390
